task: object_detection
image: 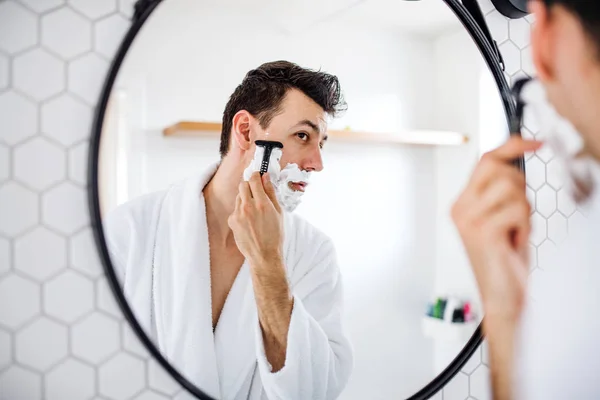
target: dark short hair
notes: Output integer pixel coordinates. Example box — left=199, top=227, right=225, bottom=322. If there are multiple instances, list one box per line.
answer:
left=540, top=0, right=600, bottom=54
left=219, top=60, right=346, bottom=158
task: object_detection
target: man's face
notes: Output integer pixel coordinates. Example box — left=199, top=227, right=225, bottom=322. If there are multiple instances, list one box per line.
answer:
left=250, top=89, right=328, bottom=191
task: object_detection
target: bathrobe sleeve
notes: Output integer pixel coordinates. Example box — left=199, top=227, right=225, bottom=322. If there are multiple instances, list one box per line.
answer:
left=254, top=229, right=354, bottom=400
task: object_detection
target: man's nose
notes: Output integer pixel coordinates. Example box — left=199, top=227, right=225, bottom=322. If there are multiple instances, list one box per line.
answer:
left=303, top=148, right=324, bottom=172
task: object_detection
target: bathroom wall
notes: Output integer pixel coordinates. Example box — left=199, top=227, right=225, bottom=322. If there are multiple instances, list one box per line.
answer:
left=0, top=0, right=574, bottom=399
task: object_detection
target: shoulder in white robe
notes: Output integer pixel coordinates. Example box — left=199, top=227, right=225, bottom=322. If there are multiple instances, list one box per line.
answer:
left=103, top=164, right=354, bottom=400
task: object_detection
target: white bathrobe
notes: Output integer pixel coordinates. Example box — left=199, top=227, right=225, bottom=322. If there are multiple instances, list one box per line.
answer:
left=103, top=164, right=353, bottom=400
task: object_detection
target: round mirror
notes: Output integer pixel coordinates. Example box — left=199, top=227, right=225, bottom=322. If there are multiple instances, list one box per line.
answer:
left=90, top=0, right=516, bottom=398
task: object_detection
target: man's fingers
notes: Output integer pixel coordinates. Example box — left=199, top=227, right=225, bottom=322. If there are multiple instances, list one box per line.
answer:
left=467, top=175, right=529, bottom=223
left=468, top=160, right=526, bottom=196
left=483, top=137, right=543, bottom=162
left=248, top=172, right=268, bottom=202
left=239, top=181, right=252, bottom=203
left=262, top=173, right=282, bottom=213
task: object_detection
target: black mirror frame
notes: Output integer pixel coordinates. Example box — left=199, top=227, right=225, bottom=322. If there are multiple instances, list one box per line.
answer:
left=87, top=0, right=524, bottom=398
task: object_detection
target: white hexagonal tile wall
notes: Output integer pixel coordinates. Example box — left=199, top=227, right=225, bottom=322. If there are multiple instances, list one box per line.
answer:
left=557, top=188, right=576, bottom=217
left=0, top=329, right=11, bottom=369
left=44, top=270, right=94, bottom=323
left=509, top=18, right=530, bottom=49
left=72, top=312, right=120, bottom=363
left=15, top=317, right=67, bottom=371
left=134, top=391, right=170, bottom=400
left=525, top=156, right=545, bottom=190
left=0, top=274, right=40, bottom=329
left=0, top=91, right=37, bottom=146
left=535, top=142, right=554, bottom=163
left=537, top=240, right=558, bottom=271
left=149, top=359, right=180, bottom=396
left=536, top=185, right=557, bottom=218
left=122, top=323, right=150, bottom=359
left=526, top=186, right=535, bottom=214
left=523, top=108, right=539, bottom=134
left=521, top=46, right=536, bottom=77
left=99, top=353, right=145, bottom=400
left=14, top=137, right=66, bottom=191
left=0, top=2, right=38, bottom=54
left=13, top=49, right=65, bottom=102
left=69, top=0, right=117, bottom=19
left=69, top=141, right=88, bottom=185
left=0, top=54, right=8, bottom=90
left=547, top=213, right=568, bottom=244
left=530, top=212, right=547, bottom=246
left=97, top=277, right=120, bottom=318
left=42, top=8, right=92, bottom=60
left=45, top=359, right=95, bottom=400
left=442, top=372, right=468, bottom=400
left=41, top=94, right=92, bottom=147
left=0, top=238, right=9, bottom=276
left=0, top=366, right=41, bottom=400
left=521, top=127, right=534, bottom=141
left=529, top=243, right=538, bottom=271
left=0, top=144, right=9, bottom=183
left=20, top=0, right=66, bottom=13
left=568, top=211, right=587, bottom=234
left=470, top=365, right=492, bottom=400
left=461, top=348, right=481, bottom=375
left=546, top=158, right=564, bottom=190
left=95, top=14, right=130, bottom=59
left=119, top=0, right=136, bottom=18
left=14, top=227, right=66, bottom=282
left=499, top=41, right=521, bottom=75
left=42, top=182, right=89, bottom=235
left=70, top=227, right=103, bottom=278
left=174, top=390, right=197, bottom=400
left=486, top=11, right=508, bottom=43
left=68, top=53, right=109, bottom=105
left=0, top=182, right=38, bottom=236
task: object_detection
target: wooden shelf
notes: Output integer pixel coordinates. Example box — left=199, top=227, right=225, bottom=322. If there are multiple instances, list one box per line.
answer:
left=163, top=121, right=469, bottom=146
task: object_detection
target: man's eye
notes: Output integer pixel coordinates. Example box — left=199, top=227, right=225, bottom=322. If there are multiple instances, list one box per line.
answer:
left=297, top=132, right=308, bottom=141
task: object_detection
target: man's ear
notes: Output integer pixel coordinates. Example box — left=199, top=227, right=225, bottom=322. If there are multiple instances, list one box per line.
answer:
left=231, top=110, right=253, bottom=151
left=529, top=1, right=553, bottom=82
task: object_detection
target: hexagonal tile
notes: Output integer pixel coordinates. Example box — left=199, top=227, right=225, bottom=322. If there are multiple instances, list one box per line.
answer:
left=97, top=276, right=120, bottom=317
left=0, top=329, right=11, bottom=369
left=42, top=8, right=92, bottom=60
left=486, top=11, right=508, bottom=43
left=44, top=270, right=94, bottom=323
left=14, top=227, right=66, bottom=282
left=95, top=14, right=129, bottom=59
left=530, top=212, right=547, bottom=246
left=0, top=2, right=37, bottom=54
left=0, top=91, right=37, bottom=146
left=509, top=18, right=530, bottom=49
left=72, top=312, right=120, bottom=363
left=521, top=127, right=534, bottom=142
left=526, top=156, right=545, bottom=190
left=546, top=158, right=564, bottom=190
left=149, top=359, right=180, bottom=396
left=535, top=142, right=554, bottom=163
left=481, top=340, right=489, bottom=366
left=470, top=364, right=492, bottom=400
left=548, top=213, right=568, bottom=244
left=526, top=186, right=535, bottom=214
left=557, top=188, right=576, bottom=217
left=14, top=137, right=66, bottom=191
left=119, top=0, right=135, bottom=18
left=68, top=53, right=109, bottom=105
left=46, top=359, right=95, bottom=400
left=42, top=182, right=89, bottom=235
left=41, top=94, right=92, bottom=147
left=521, top=46, right=536, bottom=77
left=0, top=274, right=40, bottom=329
left=69, top=141, right=88, bottom=185
left=122, top=323, right=150, bottom=359
left=0, top=183, right=38, bottom=236
left=499, top=41, right=521, bottom=75
left=16, top=317, right=67, bottom=371
left=528, top=243, right=537, bottom=271
left=479, top=0, right=495, bottom=14
left=0, top=238, right=9, bottom=276
left=536, top=185, right=557, bottom=218
left=69, top=0, right=117, bottom=19
left=14, top=49, right=65, bottom=102
left=99, top=353, right=145, bottom=400
left=537, top=240, right=558, bottom=271
left=134, top=391, right=169, bottom=400
left=0, top=144, right=9, bottom=183
left=526, top=13, right=536, bottom=24
left=0, top=366, right=41, bottom=400
left=0, top=54, right=8, bottom=90
left=568, top=211, right=587, bottom=235
left=20, top=0, right=65, bottom=12
left=443, top=372, right=468, bottom=400
left=70, top=227, right=103, bottom=278
left=461, top=348, right=481, bottom=375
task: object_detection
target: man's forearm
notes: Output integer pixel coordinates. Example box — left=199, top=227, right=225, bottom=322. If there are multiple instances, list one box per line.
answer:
left=484, top=316, right=518, bottom=400
left=250, top=255, right=294, bottom=372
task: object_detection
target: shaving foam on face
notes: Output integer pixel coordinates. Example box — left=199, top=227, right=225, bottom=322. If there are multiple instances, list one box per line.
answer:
left=242, top=145, right=311, bottom=212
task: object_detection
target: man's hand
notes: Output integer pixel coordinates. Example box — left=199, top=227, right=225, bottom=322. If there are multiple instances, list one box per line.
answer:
left=228, top=171, right=284, bottom=264
left=452, top=136, right=543, bottom=400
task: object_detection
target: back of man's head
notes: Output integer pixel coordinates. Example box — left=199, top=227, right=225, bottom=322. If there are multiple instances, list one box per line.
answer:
left=219, top=61, right=346, bottom=158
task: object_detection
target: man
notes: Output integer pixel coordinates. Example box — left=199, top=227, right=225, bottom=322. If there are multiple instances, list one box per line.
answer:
left=104, top=61, right=353, bottom=400
left=452, top=1, right=600, bottom=399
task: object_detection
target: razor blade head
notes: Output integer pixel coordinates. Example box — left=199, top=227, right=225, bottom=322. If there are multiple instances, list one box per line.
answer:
left=255, top=140, right=283, bottom=149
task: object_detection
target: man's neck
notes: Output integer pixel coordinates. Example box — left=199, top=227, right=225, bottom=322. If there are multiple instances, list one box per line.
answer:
left=203, top=157, right=244, bottom=247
